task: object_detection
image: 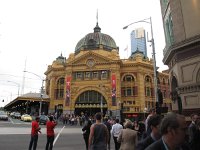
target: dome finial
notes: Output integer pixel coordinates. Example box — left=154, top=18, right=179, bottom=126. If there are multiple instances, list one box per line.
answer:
left=94, top=9, right=101, bottom=32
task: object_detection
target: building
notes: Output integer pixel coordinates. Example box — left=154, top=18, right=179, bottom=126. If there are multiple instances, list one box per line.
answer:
left=160, top=0, right=200, bottom=116
left=45, top=22, right=171, bottom=120
left=131, top=28, right=147, bottom=57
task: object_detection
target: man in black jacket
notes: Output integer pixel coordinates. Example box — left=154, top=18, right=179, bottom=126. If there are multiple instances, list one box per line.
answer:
left=136, top=114, right=162, bottom=150
left=188, top=114, right=199, bottom=149
left=145, top=113, right=190, bottom=150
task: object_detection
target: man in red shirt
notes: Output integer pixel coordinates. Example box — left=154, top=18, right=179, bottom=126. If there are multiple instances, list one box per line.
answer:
left=45, top=115, right=57, bottom=150
left=29, top=116, right=41, bottom=150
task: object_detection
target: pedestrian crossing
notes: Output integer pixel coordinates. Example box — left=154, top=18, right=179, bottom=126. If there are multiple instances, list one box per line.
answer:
left=0, top=126, right=83, bottom=135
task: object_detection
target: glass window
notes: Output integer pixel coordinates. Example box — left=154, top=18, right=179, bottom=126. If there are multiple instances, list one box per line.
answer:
left=85, top=72, right=90, bottom=78
left=145, top=76, right=151, bottom=83
left=127, top=88, right=132, bottom=96
left=146, top=87, right=151, bottom=96
left=76, top=72, right=82, bottom=79
left=93, top=72, right=98, bottom=78
left=101, top=70, right=107, bottom=79
left=55, top=77, right=65, bottom=99
left=123, top=75, right=134, bottom=82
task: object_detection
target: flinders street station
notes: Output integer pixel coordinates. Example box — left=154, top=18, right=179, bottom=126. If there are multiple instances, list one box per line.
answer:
left=4, top=22, right=171, bottom=120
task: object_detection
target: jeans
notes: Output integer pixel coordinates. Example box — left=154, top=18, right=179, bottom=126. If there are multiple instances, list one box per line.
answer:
left=45, top=135, right=54, bottom=150
left=113, top=136, right=120, bottom=150
left=29, top=135, right=38, bottom=150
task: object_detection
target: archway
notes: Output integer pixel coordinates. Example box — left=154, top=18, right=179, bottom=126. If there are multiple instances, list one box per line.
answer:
left=74, top=90, right=107, bottom=116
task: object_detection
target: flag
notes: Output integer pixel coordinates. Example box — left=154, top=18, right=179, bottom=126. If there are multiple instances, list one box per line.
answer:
left=124, top=46, right=128, bottom=51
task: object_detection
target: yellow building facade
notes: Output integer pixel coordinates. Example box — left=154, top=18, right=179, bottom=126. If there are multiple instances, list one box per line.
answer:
left=45, top=23, right=171, bottom=120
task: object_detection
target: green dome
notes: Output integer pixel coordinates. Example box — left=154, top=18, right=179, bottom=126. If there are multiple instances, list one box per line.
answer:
left=75, top=23, right=117, bottom=54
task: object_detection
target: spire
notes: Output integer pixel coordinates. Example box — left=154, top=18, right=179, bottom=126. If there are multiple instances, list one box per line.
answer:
left=96, top=9, right=98, bottom=23
left=94, top=9, right=101, bottom=32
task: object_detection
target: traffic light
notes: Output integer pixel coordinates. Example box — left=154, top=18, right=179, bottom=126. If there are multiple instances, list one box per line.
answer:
left=157, top=89, right=163, bottom=104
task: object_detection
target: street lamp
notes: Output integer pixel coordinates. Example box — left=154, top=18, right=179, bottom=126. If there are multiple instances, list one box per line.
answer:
left=24, top=70, right=45, bottom=116
left=123, top=17, right=158, bottom=105
left=7, top=80, right=20, bottom=96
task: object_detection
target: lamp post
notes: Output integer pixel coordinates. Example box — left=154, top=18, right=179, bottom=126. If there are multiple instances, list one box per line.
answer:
left=123, top=17, right=158, bottom=105
left=7, top=80, right=20, bottom=96
left=24, top=71, right=44, bottom=116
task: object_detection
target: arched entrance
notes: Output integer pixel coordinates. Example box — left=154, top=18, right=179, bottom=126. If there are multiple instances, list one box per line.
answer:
left=74, top=90, right=107, bottom=116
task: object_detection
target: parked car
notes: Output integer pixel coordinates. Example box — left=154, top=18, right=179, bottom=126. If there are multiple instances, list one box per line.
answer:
left=14, top=112, right=21, bottom=119
left=39, top=115, right=49, bottom=125
left=21, top=114, right=32, bottom=122
left=10, top=112, right=16, bottom=118
left=0, top=111, right=8, bottom=121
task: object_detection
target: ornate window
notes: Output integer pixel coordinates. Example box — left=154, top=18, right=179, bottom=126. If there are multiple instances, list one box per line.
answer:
left=145, top=75, right=152, bottom=83
left=76, top=90, right=106, bottom=104
left=145, top=87, right=151, bottom=96
left=101, top=70, right=108, bottom=79
left=123, top=75, right=135, bottom=82
left=85, top=72, right=91, bottom=78
left=55, top=77, right=64, bottom=99
left=93, top=72, right=98, bottom=78
left=121, top=87, right=136, bottom=97
left=76, top=72, right=82, bottom=79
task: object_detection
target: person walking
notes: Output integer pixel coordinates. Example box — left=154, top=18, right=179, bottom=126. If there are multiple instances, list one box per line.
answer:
left=111, top=118, right=123, bottom=150
left=45, top=115, right=57, bottom=150
left=145, top=113, right=190, bottom=150
left=104, top=118, right=112, bottom=150
left=145, top=108, right=156, bottom=137
left=82, top=119, right=92, bottom=150
left=28, top=116, right=41, bottom=150
left=136, top=114, right=162, bottom=150
left=117, top=121, right=138, bottom=150
left=88, top=112, right=109, bottom=150
left=188, top=114, right=199, bottom=150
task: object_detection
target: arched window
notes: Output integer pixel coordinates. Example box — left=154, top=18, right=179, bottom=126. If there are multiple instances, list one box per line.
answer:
left=76, top=90, right=106, bottom=104
left=145, top=75, right=152, bottom=96
left=145, top=75, right=152, bottom=83
left=55, top=77, right=65, bottom=99
left=123, top=75, right=135, bottom=82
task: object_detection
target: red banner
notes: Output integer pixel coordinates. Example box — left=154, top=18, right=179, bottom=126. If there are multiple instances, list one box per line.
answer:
left=111, top=74, right=116, bottom=106
left=65, top=76, right=71, bottom=106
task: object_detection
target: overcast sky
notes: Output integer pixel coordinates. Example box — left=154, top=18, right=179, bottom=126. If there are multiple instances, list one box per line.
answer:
left=0, top=0, right=167, bottom=107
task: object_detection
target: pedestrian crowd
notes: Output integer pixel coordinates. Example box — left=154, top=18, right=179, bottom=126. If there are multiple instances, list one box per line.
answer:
left=28, top=110, right=200, bottom=150
left=81, top=110, right=200, bottom=150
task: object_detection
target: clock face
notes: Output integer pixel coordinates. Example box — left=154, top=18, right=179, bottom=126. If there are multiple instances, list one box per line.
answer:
left=86, top=59, right=95, bottom=67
